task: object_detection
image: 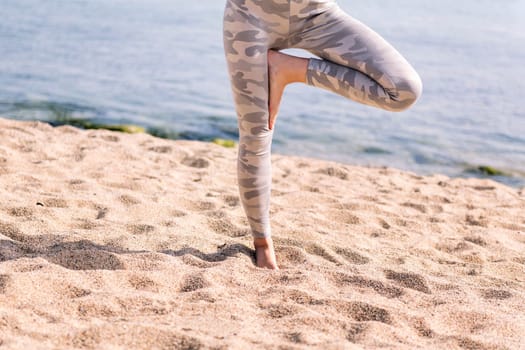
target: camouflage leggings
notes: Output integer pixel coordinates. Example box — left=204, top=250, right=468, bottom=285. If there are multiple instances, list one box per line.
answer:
left=223, top=0, right=423, bottom=239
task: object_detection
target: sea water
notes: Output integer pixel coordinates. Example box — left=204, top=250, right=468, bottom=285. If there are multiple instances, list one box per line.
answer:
left=1, top=0, right=524, bottom=187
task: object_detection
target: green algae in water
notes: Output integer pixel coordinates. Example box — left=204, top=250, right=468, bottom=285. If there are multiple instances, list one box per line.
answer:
left=465, top=165, right=509, bottom=177
left=52, top=116, right=145, bottom=134
left=147, top=126, right=182, bottom=139
left=52, top=116, right=237, bottom=148
left=477, top=165, right=507, bottom=176
left=361, top=146, right=392, bottom=154
left=103, top=124, right=145, bottom=133
left=212, top=138, right=236, bottom=148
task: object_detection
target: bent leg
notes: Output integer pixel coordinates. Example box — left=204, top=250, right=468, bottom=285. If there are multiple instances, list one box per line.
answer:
left=292, top=4, right=422, bottom=112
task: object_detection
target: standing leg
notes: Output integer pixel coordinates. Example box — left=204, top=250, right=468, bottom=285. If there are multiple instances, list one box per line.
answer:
left=223, top=0, right=280, bottom=269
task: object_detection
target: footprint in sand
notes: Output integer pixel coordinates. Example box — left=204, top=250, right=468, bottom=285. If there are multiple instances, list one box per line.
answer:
left=186, top=290, right=217, bottom=303
left=101, top=135, right=120, bottom=142
left=128, top=274, right=159, bottom=292
left=271, top=239, right=336, bottom=267
left=46, top=249, right=125, bottom=270
left=429, top=216, right=444, bottom=223
left=384, top=269, right=431, bottom=294
left=286, top=289, right=324, bottom=306
left=332, top=272, right=404, bottom=298
left=314, top=166, right=349, bottom=180
left=74, top=219, right=99, bottom=230
left=206, top=210, right=248, bottom=237
left=275, top=246, right=309, bottom=266
left=43, top=198, right=68, bottom=208
left=304, top=185, right=321, bottom=193
left=465, top=214, right=488, bottom=227
left=332, top=247, right=370, bottom=265
left=464, top=236, right=487, bottom=247
left=0, top=221, right=25, bottom=242
left=62, top=284, right=92, bottom=299
left=259, top=301, right=298, bottom=319
left=118, top=194, right=141, bottom=206
left=6, top=206, right=34, bottom=219
left=171, top=209, right=187, bottom=217
left=435, top=241, right=471, bottom=254
left=127, top=224, right=156, bottom=235
left=304, top=243, right=341, bottom=265
left=68, top=179, right=85, bottom=186
left=148, top=145, right=172, bottom=153
left=179, top=273, right=210, bottom=292
left=222, top=194, right=240, bottom=207
left=401, top=202, right=428, bottom=213
left=181, top=156, right=210, bottom=168
left=77, top=300, right=117, bottom=318
left=331, top=300, right=392, bottom=324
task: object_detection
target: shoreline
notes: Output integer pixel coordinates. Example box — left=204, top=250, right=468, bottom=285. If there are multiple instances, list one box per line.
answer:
left=0, top=116, right=524, bottom=349
left=4, top=115, right=524, bottom=190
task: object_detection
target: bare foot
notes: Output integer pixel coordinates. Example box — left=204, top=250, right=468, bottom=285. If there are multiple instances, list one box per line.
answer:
left=267, top=49, right=308, bottom=130
left=253, top=237, right=279, bottom=270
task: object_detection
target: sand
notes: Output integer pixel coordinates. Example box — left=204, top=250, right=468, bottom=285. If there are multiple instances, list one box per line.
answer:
left=0, top=116, right=524, bottom=349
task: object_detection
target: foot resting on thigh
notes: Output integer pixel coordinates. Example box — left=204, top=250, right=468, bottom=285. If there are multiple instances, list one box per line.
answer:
left=253, top=237, right=279, bottom=270
left=267, top=49, right=308, bottom=130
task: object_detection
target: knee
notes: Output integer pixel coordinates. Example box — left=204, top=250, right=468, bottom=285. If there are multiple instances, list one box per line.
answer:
left=238, top=114, right=274, bottom=141
left=238, top=124, right=274, bottom=157
left=387, top=72, right=423, bottom=112
left=407, top=72, right=423, bottom=107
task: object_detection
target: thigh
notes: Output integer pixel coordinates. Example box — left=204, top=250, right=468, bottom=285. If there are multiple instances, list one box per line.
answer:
left=223, top=0, right=271, bottom=124
left=291, top=4, right=418, bottom=91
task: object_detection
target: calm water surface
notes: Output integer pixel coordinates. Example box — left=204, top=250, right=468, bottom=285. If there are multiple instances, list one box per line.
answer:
left=1, top=0, right=524, bottom=187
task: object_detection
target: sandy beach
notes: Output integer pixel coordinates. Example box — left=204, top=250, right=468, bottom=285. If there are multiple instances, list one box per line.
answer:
left=0, top=116, right=524, bottom=349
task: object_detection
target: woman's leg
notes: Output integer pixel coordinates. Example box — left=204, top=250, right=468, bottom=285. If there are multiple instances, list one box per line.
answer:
left=223, top=0, right=282, bottom=269
left=286, top=3, right=422, bottom=113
